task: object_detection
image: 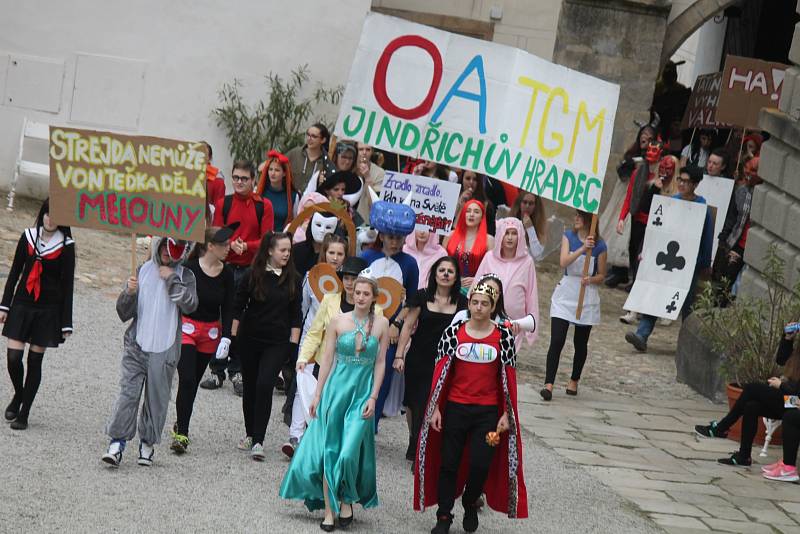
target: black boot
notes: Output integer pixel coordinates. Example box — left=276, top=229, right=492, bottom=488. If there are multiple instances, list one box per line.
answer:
left=431, top=513, right=453, bottom=534
left=5, top=394, right=22, bottom=422
left=10, top=406, right=28, bottom=430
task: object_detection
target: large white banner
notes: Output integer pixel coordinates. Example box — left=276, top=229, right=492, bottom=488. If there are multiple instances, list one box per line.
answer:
left=381, top=171, right=460, bottom=235
left=335, top=13, right=620, bottom=214
left=696, top=175, right=735, bottom=259
left=624, top=196, right=708, bottom=320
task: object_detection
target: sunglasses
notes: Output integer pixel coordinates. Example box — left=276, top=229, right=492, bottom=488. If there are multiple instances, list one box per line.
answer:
left=231, top=175, right=252, bottom=183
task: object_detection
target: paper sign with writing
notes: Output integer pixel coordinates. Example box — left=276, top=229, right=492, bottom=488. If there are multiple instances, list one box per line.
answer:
left=335, top=13, right=620, bottom=214
left=717, top=55, right=788, bottom=129
left=380, top=171, right=460, bottom=235
left=681, top=73, right=731, bottom=130
left=624, top=196, right=707, bottom=320
left=49, top=127, right=207, bottom=241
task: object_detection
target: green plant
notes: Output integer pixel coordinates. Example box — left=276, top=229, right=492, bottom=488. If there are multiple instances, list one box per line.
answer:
left=212, top=65, right=343, bottom=164
left=694, top=244, right=800, bottom=385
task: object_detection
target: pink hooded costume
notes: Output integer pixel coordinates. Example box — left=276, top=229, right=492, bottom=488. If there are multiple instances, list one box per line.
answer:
left=288, top=191, right=328, bottom=243
left=403, top=231, right=447, bottom=290
left=473, top=217, right=539, bottom=346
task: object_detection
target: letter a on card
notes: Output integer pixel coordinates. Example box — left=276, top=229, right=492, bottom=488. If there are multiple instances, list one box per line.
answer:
left=651, top=203, right=664, bottom=227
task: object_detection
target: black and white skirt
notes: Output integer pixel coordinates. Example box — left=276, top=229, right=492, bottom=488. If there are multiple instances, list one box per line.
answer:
left=3, top=302, right=65, bottom=347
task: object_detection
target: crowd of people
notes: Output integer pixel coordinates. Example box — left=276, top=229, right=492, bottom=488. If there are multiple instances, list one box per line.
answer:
left=1, top=115, right=795, bottom=533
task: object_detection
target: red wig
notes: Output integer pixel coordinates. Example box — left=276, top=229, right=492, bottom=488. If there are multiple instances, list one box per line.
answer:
left=257, top=149, right=295, bottom=223
left=446, top=199, right=488, bottom=276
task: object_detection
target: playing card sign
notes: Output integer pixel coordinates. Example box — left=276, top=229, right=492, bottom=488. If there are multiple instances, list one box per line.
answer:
left=624, top=196, right=708, bottom=320
left=695, top=175, right=735, bottom=260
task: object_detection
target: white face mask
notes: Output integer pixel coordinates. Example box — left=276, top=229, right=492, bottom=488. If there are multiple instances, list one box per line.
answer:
left=311, top=213, right=338, bottom=243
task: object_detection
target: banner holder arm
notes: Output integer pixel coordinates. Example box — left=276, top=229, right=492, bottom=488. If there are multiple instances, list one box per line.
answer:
left=575, top=213, right=598, bottom=320
left=130, top=233, right=137, bottom=277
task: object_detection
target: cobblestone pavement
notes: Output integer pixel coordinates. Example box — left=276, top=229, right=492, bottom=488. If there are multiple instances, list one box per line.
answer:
left=519, top=383, right=800, bottom=534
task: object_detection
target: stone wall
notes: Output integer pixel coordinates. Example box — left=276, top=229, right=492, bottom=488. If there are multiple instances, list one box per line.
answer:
left=552, top=0, right=672, bottom=210
left=740, top=2, right=800, bottom=297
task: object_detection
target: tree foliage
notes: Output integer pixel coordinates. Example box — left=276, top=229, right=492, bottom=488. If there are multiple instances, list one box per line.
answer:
left=212, top=65, right=342, bottom=164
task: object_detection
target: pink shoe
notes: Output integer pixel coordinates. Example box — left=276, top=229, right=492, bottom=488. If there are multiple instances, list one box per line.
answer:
left=763, top=465, right=800, bottom=482
left=762, top=460, right=784, bottom=473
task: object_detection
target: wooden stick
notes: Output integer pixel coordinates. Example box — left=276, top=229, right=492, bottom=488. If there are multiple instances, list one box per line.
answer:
left=130, top=233, right=137, bottom=276
left=328, top=134, right=338, bottom=161
left=575, top=214, right=598, bottom=320
left=688, top=127, right=696, bottom=148
left=735, top=127, right=747, bottom=178
left=396, top=152, right=401, bottom=173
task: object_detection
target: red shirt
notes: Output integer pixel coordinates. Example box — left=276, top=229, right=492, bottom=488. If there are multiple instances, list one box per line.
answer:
left=206, top=165, right=226, bottom=208
left=212, top=193, right=274, bottom=267
left=447, top=324, right=501, bottom=406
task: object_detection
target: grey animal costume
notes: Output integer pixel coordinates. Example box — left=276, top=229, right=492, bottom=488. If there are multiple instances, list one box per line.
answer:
left=105, top=237, right=197, bottom=445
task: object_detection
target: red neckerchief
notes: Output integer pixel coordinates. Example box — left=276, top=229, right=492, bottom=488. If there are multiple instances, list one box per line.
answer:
left=25, top=242, right=63, bottom=301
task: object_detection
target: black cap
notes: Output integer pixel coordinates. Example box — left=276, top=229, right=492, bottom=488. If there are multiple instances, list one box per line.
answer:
left=211, top=222, right=240, bottom=243
left=338, top=256, right=367, bottom=277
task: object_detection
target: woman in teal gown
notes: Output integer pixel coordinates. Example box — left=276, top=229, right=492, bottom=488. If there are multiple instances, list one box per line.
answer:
left=280, top=273, right=389, bottom=530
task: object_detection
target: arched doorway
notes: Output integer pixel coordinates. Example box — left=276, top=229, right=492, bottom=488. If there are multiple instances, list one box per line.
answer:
left=661, top=0, right=741, bottom=65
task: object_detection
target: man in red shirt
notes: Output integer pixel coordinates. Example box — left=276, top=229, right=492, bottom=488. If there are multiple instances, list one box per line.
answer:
left=415, top=283, right=528, bottom=533
left=201, top=160, right=274, bottom=395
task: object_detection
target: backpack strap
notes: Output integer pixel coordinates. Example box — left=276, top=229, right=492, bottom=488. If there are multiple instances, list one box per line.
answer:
left=223, top=194, right=264, bottom=227
left=254, top=199, right=264, bottom=227
left=222, top=195, right=233, bottom=225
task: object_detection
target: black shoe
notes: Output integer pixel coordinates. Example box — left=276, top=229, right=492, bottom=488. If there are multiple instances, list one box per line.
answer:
left=9, top=416, right=28, bottom=430
left=604, top=273, right=628, bottom=288
left=339, top=504, right=354, bottom=528
left=200, top=374, right=224, bottom=390
left=319, top=519, right=335, bottom=532
left=718, top=452, right=751, bottom=467
left=463, top=503, right=479, bottom=533
left=540, top=388, right=552, bottom=401
left=694, top=421, right=728, bottom=439
left=625, top=332, right=647, bottom=352
left=431, top=514, right=453, bottom=534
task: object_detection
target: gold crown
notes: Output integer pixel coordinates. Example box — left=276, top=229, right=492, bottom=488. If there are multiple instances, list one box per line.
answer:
left=472, top=282, right=498, bottom=302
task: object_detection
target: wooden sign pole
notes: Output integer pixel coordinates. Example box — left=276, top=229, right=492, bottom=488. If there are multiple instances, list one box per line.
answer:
left=130, top=233, right=137, bottom=276
left=575, top=214, right=599, bottom=320
left=735, top=127, right=747, bottom=177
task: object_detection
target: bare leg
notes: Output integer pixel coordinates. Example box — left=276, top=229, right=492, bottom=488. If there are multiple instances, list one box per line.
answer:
left=322, top=475, right=335, bottom=526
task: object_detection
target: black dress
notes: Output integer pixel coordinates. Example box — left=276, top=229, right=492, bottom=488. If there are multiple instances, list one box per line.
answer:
left=403, top=289, right=467, bottom=411
left=1, top=228, right=75, bottom=347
